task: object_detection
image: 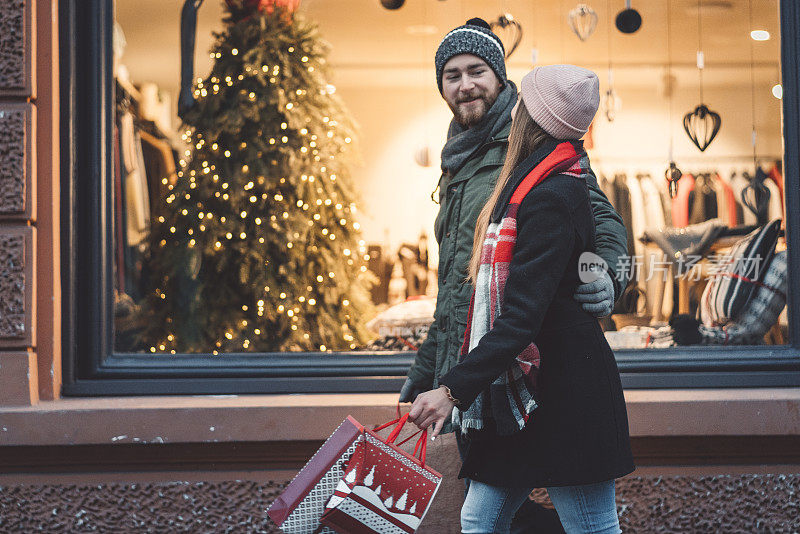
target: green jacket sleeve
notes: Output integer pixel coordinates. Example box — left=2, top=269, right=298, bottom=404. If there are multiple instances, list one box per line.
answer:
left=406, top=318, right=438, bottom=388
left=585, top=169, right=630, bottom=299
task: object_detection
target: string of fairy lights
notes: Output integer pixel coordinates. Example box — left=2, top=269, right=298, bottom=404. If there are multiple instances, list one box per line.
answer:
left=149, top=32, right=371, bottom=354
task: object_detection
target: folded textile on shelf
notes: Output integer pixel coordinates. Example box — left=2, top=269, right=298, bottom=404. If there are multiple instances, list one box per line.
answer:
left=641, top=218, right=727, bottom=274
left=366, top=297, right=435, bottom=351
left=604, top=324, right=675, bottom=349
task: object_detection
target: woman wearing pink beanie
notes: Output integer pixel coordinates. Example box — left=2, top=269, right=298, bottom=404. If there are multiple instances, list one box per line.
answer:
left=410, top=65, right=634, bottom=533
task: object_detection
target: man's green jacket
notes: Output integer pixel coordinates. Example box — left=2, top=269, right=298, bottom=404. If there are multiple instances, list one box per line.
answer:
left=407, top=121, right=630, bottom=429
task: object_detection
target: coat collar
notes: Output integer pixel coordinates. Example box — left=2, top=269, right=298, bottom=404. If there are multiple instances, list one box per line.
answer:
left=491, top=139, right=584, bottom=221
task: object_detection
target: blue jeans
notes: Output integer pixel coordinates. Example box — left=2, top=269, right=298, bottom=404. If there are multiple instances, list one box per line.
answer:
left=455, top=433, right=565, bottom=533
left=461, top=479, right=621, bottom=534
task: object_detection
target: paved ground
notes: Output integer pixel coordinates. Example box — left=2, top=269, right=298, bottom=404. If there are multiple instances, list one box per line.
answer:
left=1, top=436, right=798, bottom=533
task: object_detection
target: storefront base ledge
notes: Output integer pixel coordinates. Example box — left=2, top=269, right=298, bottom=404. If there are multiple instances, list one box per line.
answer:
left=2, top=390, right=800, bottom=533
left=3, top=464, right=800, bottom=486
left=1, top=389, right=800, bottom=448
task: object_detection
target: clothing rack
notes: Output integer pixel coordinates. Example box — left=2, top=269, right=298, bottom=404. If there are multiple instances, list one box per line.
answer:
left=115, top=77, right=181, bottom=149
left=114, top=75, right=182, bottom=303
left=591, top=155, right=782, bottom=165
left=598, top=163, right=785, bottom=323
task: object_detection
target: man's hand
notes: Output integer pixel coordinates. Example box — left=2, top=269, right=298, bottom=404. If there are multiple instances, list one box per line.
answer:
left=399, top=377, right=429, bottom=403
left=408, top=386, right=455, bottom=439
left=573, top=270, right=615, bottom=317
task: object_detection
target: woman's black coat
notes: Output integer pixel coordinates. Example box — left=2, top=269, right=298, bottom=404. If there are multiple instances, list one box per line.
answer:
left=439, top=141, right=635, bottom=488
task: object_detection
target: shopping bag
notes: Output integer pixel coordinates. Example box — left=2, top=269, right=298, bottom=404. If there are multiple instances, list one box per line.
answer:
left=267, top=416, right=365, bottom=533
left=319, top=413, right=443, bottom=534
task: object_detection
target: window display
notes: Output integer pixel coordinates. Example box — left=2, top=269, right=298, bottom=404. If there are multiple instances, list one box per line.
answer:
left=111, top=0, right=787, bottom=355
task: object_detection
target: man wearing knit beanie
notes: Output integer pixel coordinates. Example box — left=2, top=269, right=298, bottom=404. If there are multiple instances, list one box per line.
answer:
left=401, top=19, right=630, bottom=534
left=435, top=18, right=507, bottom=94
left=433, top=18, right=508, bottom=129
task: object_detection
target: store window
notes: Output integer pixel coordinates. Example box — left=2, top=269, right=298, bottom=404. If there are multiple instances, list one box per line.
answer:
left=61, top=0, right=800, bottom=394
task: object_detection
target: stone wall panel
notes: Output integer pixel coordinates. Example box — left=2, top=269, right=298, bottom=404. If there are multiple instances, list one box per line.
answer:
left=0, top=225, right=35, bottom=348
left=0, top=0, right=34, bottom=97
left=0, top=103, right=35, bottom=219
left=0, top=351, right=37, bottom=405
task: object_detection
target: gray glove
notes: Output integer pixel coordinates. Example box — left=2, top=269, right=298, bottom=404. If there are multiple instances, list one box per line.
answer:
left=399, top=377, right=428, bottom=403
left=573, top=270, right=615, bottom=317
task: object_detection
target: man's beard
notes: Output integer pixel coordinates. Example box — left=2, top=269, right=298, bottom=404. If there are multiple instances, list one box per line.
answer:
left=449, top=92, right=496, bottom=128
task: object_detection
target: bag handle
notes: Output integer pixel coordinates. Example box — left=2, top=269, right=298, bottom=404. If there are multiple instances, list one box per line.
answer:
left=373, top=406, right=428, bottom=467
left=413, top=430, right=428, bottom=466
left=373, top=412, right=409, bottom=444
left=372, top=403, right=407, bottom=442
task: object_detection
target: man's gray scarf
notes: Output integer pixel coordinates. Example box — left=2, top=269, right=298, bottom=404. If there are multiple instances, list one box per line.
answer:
left=441, top=81, right=517, bottom=176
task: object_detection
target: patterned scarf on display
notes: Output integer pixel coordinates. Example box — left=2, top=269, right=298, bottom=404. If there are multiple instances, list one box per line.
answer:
left=453, top=140, right=590, bottom=436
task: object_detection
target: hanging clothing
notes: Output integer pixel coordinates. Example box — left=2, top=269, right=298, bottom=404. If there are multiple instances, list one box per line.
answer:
left=671, top=174, right=695, bottom=228
left=768, top=163, right=784, bottom=208
left=113, top=124, right=126, bottom=293
left=639, top=175, right=666, bottom=230
left=715, top=173, right=738, bottom=227
left=118, top=111, right=151, bottom=247
left=762, top=170, right=783, bottom=223
left=688, top=174, right=718, bottom=225
left=710, top=174, right=729, bottom=226
left=611, top=175, right=636, bottom=262
left=654, top=175, right=675, bottom=321
left=140, top=129, right=177, bottom=219
left=625, top=175, right=648, bottom=315
left=741, top=170, right=771, bottom=226
left=625, top=174, right=647, bottom=263
left=639, top=175, right=672, bottom=321
left=730, top=172, right=754, bottom=226
left=656, top=175, right=673, bottom=229
left=129, top=131, right=151, bottom=245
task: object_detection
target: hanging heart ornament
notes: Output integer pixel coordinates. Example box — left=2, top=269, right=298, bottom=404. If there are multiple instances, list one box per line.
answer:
left=490, top=13, right=523, bottom=59
left=602, top=88, right=620, bottom=122
left=682, top=104, right=721, bottom=152
left=568, top=4, right=598, bottom=41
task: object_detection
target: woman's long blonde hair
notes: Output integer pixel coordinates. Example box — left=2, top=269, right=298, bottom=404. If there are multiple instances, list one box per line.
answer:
left=467, top=104, right=554, bottom=284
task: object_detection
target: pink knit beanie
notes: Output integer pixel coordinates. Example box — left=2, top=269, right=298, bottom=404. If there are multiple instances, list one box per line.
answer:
left=519, top=64, right=600, bottom=140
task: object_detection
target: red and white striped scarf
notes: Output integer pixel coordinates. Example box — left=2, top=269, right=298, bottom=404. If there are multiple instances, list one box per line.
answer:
left=453, top=141, right=589, bottom=436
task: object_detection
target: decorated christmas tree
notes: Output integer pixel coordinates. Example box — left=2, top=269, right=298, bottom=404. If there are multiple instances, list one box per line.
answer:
left=140, top=0, right=374, bottom=353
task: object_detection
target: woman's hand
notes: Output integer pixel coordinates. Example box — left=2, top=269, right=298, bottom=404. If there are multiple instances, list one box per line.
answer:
left=408, top=386, right=455, bottom=439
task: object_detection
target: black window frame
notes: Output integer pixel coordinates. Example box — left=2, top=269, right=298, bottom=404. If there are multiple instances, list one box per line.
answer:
left=61, top=0, right=800, bottom=396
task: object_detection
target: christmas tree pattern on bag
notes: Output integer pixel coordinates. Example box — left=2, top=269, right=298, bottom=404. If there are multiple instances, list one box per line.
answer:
left=321, top=434, right=442, bottom=534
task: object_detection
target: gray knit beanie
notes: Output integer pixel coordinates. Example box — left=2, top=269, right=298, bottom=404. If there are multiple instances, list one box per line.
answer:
left=519, top=64, right=600, bottom=140
left=435, top=18, right=506, bottom=93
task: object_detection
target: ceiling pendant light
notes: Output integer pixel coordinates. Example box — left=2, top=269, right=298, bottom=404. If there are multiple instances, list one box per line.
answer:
left=380, top=0, right=404, bottom=10
left=615, top=0, right=642, bottom=34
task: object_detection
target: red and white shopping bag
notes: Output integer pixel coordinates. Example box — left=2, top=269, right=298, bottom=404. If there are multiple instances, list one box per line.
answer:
left=267, top=416, right=366, bottom=533
left=319, top=413, right=442, bottom=534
